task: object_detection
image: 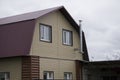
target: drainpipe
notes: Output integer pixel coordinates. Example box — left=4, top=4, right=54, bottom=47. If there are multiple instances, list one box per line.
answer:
left=79, top=20, right=83, bottom=53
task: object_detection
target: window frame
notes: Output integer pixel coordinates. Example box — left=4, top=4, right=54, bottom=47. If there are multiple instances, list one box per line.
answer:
left=64, top=72, right=73, bottom=80
left=62, top=29, right=73, bottom=46
left=39, top=23, right=52, bottom=43
left=0, top=72, right=10, bottom=80
left=43, top=71, right=54, bottom=80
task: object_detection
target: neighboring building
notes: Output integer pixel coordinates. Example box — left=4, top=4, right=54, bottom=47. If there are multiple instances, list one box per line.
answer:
left=0, top=6, right=89, bottom=80
left=83, top=60, right=120, bottom=80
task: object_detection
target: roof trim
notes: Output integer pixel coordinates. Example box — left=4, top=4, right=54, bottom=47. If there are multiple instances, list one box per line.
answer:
left=82, top=32, right=89, bottom=61
left=59, top=7, right=79, bottom=31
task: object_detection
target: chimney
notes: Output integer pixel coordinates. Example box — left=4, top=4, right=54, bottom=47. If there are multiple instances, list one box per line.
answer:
left=79, top=20, right=83, bottom=53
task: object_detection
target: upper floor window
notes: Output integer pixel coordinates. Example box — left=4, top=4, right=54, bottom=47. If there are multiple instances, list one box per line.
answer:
left=62, top=29, right=73, bottom=46
left=40, top=24, right=52, bottom=42
left=0, top=72, right=10, bottom=80
left=43, top=71, right=54, bottom=80
left=64, top=72, right=73, bottom=80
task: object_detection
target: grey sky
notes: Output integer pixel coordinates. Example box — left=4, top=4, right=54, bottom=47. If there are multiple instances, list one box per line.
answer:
left=0, top=0, right=120, bottom=61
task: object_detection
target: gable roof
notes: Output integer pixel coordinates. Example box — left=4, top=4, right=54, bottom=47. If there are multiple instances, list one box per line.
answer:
left=0, top=6, right=62, bottom=25
left=0, top=6, right=89, bottom=61
left=0, top=6, right=79, bottom=31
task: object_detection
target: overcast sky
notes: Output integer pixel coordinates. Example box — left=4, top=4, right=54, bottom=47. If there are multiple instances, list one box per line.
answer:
left=0, top=0, right=120, bottom=61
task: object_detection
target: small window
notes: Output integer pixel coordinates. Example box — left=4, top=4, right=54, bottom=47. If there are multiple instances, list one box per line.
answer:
left=43, top=71, right=54, bottom=80
left=40, top=24, right=52, bottom=42
left=64, top=72, right=72, bottom=80
left=62, top=29, right=73, bottom=46
left=0, top=72, right=10, bottom=80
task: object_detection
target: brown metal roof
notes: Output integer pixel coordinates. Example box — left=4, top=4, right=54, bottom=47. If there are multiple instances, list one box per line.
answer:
left=0, top=19, right=36, bottom=58
left=0, top=6, right=63, bottom=25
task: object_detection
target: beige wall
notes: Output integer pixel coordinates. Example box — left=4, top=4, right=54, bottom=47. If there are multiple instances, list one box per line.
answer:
left=40, top=58, right=76, bottom=79
left=30, top=10, right=83, bottom=60
left=0, top=57, right=21, bottom=80
left=30, top=10, right=83, bottom=80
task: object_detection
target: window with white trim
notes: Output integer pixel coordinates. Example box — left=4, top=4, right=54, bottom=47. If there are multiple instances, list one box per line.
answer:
left=63, top=29, right=73, bottom=46
left=40, top=24, right=52, bottom=42
left=64, top=72, right=72, bottom=80
left=0, top=72, right=10, bottom=80
left=43, top=71, right=54, bottom=80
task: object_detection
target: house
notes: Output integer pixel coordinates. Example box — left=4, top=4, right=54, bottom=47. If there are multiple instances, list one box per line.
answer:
left=0, top=6, right=89, bottom=80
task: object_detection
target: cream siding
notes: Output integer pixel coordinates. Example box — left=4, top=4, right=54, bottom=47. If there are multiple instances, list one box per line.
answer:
left=0, top=57, right=21, bottom=80
left=30, top=11, right=83, bottom=60
left=40, top=58, right=76, bottom=79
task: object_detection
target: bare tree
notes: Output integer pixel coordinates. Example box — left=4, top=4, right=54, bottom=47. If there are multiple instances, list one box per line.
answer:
left=90, top=56, right=95, bottom=61
left=105, top=51, right=120, bottom=60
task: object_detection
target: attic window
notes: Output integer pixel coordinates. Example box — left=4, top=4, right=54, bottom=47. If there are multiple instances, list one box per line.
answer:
left=62, top=29, right=73, bottom=46
left=40, top=24, right=52, bottom=42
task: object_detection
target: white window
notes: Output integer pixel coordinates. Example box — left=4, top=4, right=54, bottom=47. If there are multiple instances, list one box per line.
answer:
left=63, top=30, right=72, bottom=46
left=64, top=72, right=72, bottom=80
left=43, top=71, right=54, bottom=80
left=0, top=72, right=10, bottom=80
left=40, top=24, right=52, bottom=42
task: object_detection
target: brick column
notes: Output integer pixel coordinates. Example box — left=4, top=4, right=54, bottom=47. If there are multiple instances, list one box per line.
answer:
left=22, top=56, right=40, bottom=80
left=75, top=60, right=83, bottom=80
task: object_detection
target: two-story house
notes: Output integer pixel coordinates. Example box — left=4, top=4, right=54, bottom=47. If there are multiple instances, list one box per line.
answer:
left=0, top=6, right=89, bottom=80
